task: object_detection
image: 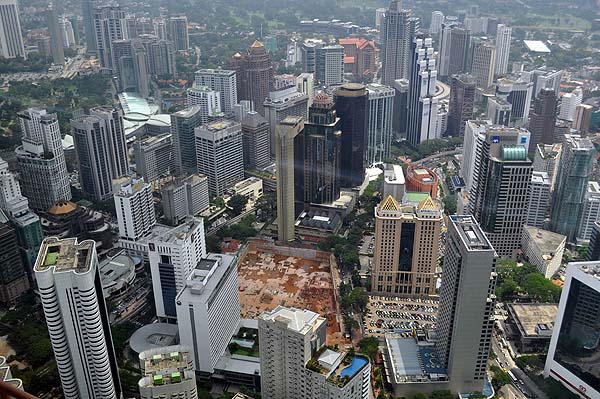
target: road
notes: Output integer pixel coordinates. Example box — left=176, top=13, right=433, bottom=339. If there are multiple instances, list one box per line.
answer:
left=412, top=148, right=462, bottom=165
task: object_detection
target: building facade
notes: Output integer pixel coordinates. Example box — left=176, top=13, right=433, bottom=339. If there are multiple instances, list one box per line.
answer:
left=0, top=0, right=26, bottom=59
left=380, top=0, right=418, bottom=85
left=171, top=106, right=203, bottom=176
left=194, top=69, right=238, bottom=115
left=365, top=84, right=394, bottom=165
left=447, top=74, right=476, bottom=136
left=114, top=177, right=156, bottom=241
left=526, top=171, right=551, bottom=228
left=138, top=346, right=197, bottom=399
left=241, top=111, right=271, bottom=169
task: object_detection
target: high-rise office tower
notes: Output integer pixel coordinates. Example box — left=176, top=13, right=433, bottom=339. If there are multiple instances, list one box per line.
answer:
left=195, top=119, right=244, bottom=196
left=231, top=41, right=274, bottom=116
left=447, top=74, right=476, bottom=136
left=448, top=27, right=471, bottom=77
left=16, top=109, right=71, bottom=211
left=82, top=0, right=97, bottom=53
left=171, top=106, right=203, bottom=176
left=528, top=88, right=558, bottom=153
left=0, top=0, right=26, bottom=59
left=296, top=73, right=314, bottom=107
left=241, top=111, right=271, bottom=169
left=577, top=181, right=600, bottom=242
left=437, top=21, right=457, bottom=78
left=194, top=69, right=238, bottom=115
left=469, top=39, right=496, bottom=90
left=380, top=0, right=418, bottom=85
left=93, top=5, right=126, bottom=70
left=259, top=306, right=371, bottom=399
left=275, top=117, right=304, bottom=242
left=35, top=237, right=122, bottom=399
left=559, top=87, right=582, bottom=122
left=152, top=17, right=168, bottom=40
left=334, top=83, right=368, bottom=188
left=0, top=219, right=30, bottom=305
left=138, top=34, right=177, bottom=79
left=392, top=78, right=409, bottom=136
left=186, top=84, right=222, bottom=123
left=406, top=36, right=439, bottom=146
left=111, top=39, right=151, bottom=97
left=161, top=174, right=209, bottom=225
left=46, top=4, right=65, bottom=65
left=375, top=7, right=386, bottom=28
left=60, top=17, right=76, bottom=48
left=525, top=68, right=563, bottom=97
left=315, top=44, right=344, bottom=86
left=114, top=177, right=156, bottom=241
left=492, top=76, right=534, bottom=127
left=544, top=261, right=600, bottom=399
left=436, top=215, right=497, bottom=394
left=169, top=16, right=189, bottom=51
left=365, top=83, right=394, bottom=165
left=90, top=106, right=129, bottom=178
left=148, top=217, right=206, bottom=319
left=429, top=11, right=444, bottom=34
left=587, top=222, right=600, bottom=261
left=300, top=40, right=320, bottom=74
left=494, top=24, right=511, bottom=76
left=138, top=346, right=197, bottom=399
left=133, top=134, right=173, bottom=184
left=176, top=253, right=240, bottom=373
left=371, top=195, right=442, bottom=296
left=526, top=171, right=551, bottom=228
left=302, top=93, right=341, bottom=206
left=533, top=143, right=561, bottom=191
left=263, top=86, right=309, bottom=157
left=572, top=103, right=593, bottom=135
left=0, top=157, right=28, bottom=218
left=550, top=134, right=595, bottom=242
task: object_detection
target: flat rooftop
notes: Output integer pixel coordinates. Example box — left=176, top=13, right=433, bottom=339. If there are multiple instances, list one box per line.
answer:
left=385, top=335, right=447, bottom=383
left=177, top=253, right=237, bottom=299
left=130, top=323, right=179, bottom=355
left=507, top=303, right=557, bottom=337
left=524, top=40, right=551, bottom=53
left=260, top=306, right=323, bottom=334
left=450, top=215, right=492, bottom=251
left=523, top=226, right=566, bottom=256
left=35, top=237, right=94, bottom=273
left=99, top=253, right=135, bottom=285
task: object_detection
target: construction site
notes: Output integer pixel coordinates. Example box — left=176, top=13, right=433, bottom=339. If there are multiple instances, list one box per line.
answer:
left=238, top=239, right=346, bottom=345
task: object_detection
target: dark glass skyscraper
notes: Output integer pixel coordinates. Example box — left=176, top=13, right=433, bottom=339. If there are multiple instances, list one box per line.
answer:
left=448, top=74, right=476, bottom=136
left=528, top=88, right=558, bottom=153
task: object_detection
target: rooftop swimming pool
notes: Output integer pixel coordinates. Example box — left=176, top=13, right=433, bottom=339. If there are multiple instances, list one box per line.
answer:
left=340, top=357, right=368, bottom=378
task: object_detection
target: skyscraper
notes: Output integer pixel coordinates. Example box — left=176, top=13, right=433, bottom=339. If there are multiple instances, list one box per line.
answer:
left=82, top=0, right=97, bottom=53
left=90, top=106, right=129, bottom=178
left=301, top=93, right=341, bottom=206
left=16, top=109, right=71, bottom=211
left=0, top=219, right=30, bottom=305
left=186, top=84, right=222, bottom=123
left=315, top=44, right=344, bottom=86
left=161, top=174, right=209, bottom=225
left=371, top=195, right=442, bottom=296
left=526, top=171, right=551, bottom=228
left=392, top=78, right=409, bottom=136
left=133, top=134, right=173, bottom=184
left=232, top=41, right=274, bottom=116
left=447, top=74, right=476, bottom=136
left=437, top=21, right=457, bottom=79
left=494, top=24, right=512, bottom=76
left=194, top=69, right=238, bottom=115
left=586, top=222, right=600, bottom=261
left=93, top=5, right=126, bottom=70
left=577, top=181, right=600, bottom=242
left=0, top=157, right=28, bottom=218
left=429, top=11, right=444, bottom=35
left=263, top=86, right=309, bottom=157
left=468, top=39, right=496, bottom=90
left=572, top=103, right=593, bottom=135
left=276, top=117, right=304, bottom=242
left=195, top=119, right=245, bottom=196
left=492, top=76, right=534, bottom=127
left=35, top=237, right=122, bottom=399
left=259, top=306, right=371, bottom=399
left=0, top=0, right=26, bottom=59
left=559, top=87, right=582, bottom=122
left=528, top=88, right=558, bottom=153
left=334, top=83, right=368, bottom=187
left=365, top=83, right=395, bottom=165
left=171, top=106, right=203, bottom=176
left=436, top=215, right=497, bottom=394
left=406, top=36, right=439, bottom=146
left=241, top=111, right=271, bottom=169
left=169, top=16, right=189, bottom=52
left=550, top=134, right=595, bottom=242
left=46, top=4, right=65, bottom=65
left=114, top=177, right=156, bottom=241
left=380, top=0, right=418, bottom=86
left=447, top=27, right=471, bottom=77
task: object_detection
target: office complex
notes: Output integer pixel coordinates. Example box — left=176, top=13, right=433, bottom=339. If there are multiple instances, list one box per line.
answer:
left=559, top=87, right=583, bottom=122
left=490, top=76, right=534, bottom=127
left=194, top=69, right=238, bottom=115
left=429, top=11, right=444, bottom=34
left=230, top=41, right=274, bottom=116
left=93, top=5, right=126, bottom=70
left=371, top=195, right=442, bottom=296
left=90, top=107, right=129, bottom=178
left=550, top=134, right=595, bottom=242
left=149, top=217, right=206, bottom=319
left=380, top=0, right=418, bottom=85
left=436, top=215, right=497, bottom=394
left=112, top=39, right=150, bottom=97
left=161, top=174, right=209, bottom=225
left=577, top=181, right=600, bottom=242
left=406, top=36, right=439, bottom=146
left=392, top=78, right=409, bottom=135
left=383, top=164, right=405, bottom=202
left=573, top=103, right=593, bottom=135
left=0, top=157, right=28, bottom=219
left=334, top=83, right=368, bottom=187
left=241, top=111, right=271, bottom=169
left=263, top=86, right=309, bottom=156
left=195, top=120, right=244, bottom=196
left=526, top=171, right=551, bottom=228
left=521, top=226, right=566, bottom=279
left=186, top=84, right=222, bottom=123
left=0, top=219, right=30, bottom=305
left=296, top=73, right=314, bottom=106
left=138, top=34, right=177, bottom=79
left=528, top=88, right=558, bottom=153
left=82, top=0, right=96, bottom=53
left=138, top=346, right=197, bottom=399
left=494, top=24, right=512, bottom=76
left=587, top=222, right=600, bottom=261
left=16, top=109, right=71, bottom=211
left=533, top=143, right=561, bottom=190
left=315, top=45, right=344, bottom=86
left=133, top=134, right=174, bottom=184
left=275, top=117, right=304, bottom=242
left=469, top=39, right=496, bottom=90
left=544, top=261, right=600, bottom=399
left=35, top=237, right=122, bottom=399
left=171, top=106, right=203, bottom=175
left=437, top=21, right=457, bottom=78
left=525, top=68, right=563, bottom=97
left=300, top=40, right=320, bottom=74
left=259, top=306, right=370, bottom=399
left=46, top=5, right=65, bottom=65
left=365, top=84, right=394, bottom=165
left=176, top=254, right=240, bottom=374
left=448, top=27, right=471, bottom=77
left=114, top=177, right=156, bottom=241
left=448, top=74, right=476, bottom=136
left=169, top=16, right=189, bottom=51
left=0, top=0, right=25, bottom=59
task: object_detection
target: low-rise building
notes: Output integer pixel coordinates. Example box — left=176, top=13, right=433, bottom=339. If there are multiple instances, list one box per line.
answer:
left=505, top=303, right=558, bottom=353
left=383, top=164, right=405, bottom=202
left=231, top=177, right=263, bottom=202
left=99, top=249, right=137, bottom=300
left=138, top=346, right=197, bottom=399
left=521, top=226, right=566, bottom=279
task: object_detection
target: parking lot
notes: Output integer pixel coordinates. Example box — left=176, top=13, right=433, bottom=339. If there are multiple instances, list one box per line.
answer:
left=359, top=235, right=375, bottom=255
left=364, top=295, right=439, bottom=338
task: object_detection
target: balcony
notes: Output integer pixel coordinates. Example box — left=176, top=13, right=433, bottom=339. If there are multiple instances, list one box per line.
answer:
left=0, top=381, right=39, bottom=399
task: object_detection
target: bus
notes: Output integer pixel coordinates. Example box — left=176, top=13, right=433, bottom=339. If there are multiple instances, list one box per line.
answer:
left=507, top=370, right=518, bottom=382
left=501, top=338, right=509, bottom=348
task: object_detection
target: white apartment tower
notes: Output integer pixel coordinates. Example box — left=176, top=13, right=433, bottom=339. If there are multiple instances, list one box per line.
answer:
left=138, top=346, right=197, bottom=399
left=186, top=84, right=222, bottom=123
left=577, top=181, right=600, bottom=242
left=149, top=217, right=206, bottom=319
left=526, top=171, right=551, bottom=228
left=114, top=177, right=156, bottom=241
left=259, top=306, right=371, bottom=399
left=175, top=254, right=240, bottom=373
left=366, top=83, right=395, bottom=165
left=194, top=69, right=237, bottom=114
left=90, top=106, right=129, bottom=178
left=0, top=0, right=25, bottom=59
left=93, top=5, right=126, bottom=70
left=559, top=87, right=583, bottom=122
left=494, top=25, right=511, bottom=76
left=429, top=11, right=444, bottom=35
left=0, top=157, right=28, bottom=218
left=35, top=237, right=122, bottom=399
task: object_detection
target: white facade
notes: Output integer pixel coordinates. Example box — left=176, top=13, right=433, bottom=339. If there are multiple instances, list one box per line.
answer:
left=114, top=177, right=156, bottom=241
left=138, top=346, right=197, bottom=399
left=296, top=73, right=315, bottom=107
left=35, top=237, right=121, bottom=399
left=186, top=84, right=222, bottom=123
left=521, top=226, right=565, bottom=279
left=264, top=86, right=309, bottom=156
left=259, top=306, right=371, bottom=399
left=93, top=6, right=126, bottom=70
left=0, top=0, right=25, bottom=59
left=429, top=11, right=444, bottom=35
left=383, top=164, right=405, bottom=202
left=461, top=120, right=489, bottom=193
left=175, top=254, right=240, bottom=373
left=194, top=69, right=238, bottom=114
left=149, top=217, right=206, bottom=319
left=494, top=25, right=511, bottom=76
left=133, top=134, right=174, bottom=184
left=161, top=174, right=210, bottom=225
left=0, top=156, right=29, bottom=218
left=366, top=83, right=395, bottom=165
left=470, top=40, right=496, bottom=90
left=559, top=87, right=582, bottom=122
left=526, top=171, right=550, bottom=228
left=315, top=45, right=344, bottom=86
left=577, top=181, right=600, bottom=242
left=232, top=176, right=263, bottom=202
left=90, top=106, right=129, bottom=178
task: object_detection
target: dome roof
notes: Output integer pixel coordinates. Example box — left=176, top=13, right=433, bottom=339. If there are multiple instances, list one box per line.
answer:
left=312, top=92, right=333, bottom=108
left=48, top=201, right=78, bottom=215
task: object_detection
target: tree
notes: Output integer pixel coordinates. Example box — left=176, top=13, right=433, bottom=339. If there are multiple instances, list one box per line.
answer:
left=490, top=365, right=512, bottom=389
left=229, top=194, right=248, bottom=216
left=213, top=197, right=226, bottom=208
left=206, top=235, right=222, bottom=253
left=358, top=337, right=379, bottom=361
left=430, top=390, right=454, bottom=399
left=442, top=194, right=457, bottom=215
left=407, top=394, right=428, bottom=399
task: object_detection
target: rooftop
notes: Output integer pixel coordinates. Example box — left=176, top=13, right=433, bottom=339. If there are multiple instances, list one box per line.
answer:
left=523, top=226, right=566, bottom=256
left=139, top=345, right=193, bottom=375
left=384, top=164, right=405, bottom=185
left=450, top=215, right=493, bottom=251
left=531, top=171, right=550, bottom=185
left=177, top=253, right=237, bottom=299
left=119, top=92, right=159, bottom=116
left=99, top=252, right=136, bottom=286
left=524, top=40, right=551, bottom=53
left=260, top=306, right=324, bottom=334
left=130, top=323, right=179, bottom=355
left=507, top=303, right=557, bottom=337
left=34, top=237, right=94, bottom=273
left=155, top=217, right=204, bottom=245
left=115, top=177, right=149, bottom=197
left=385, top=335, right=447, bottom=383
left=195, top=68, right=236, bottom=76
left=573, top=261, right=600, bottom=280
